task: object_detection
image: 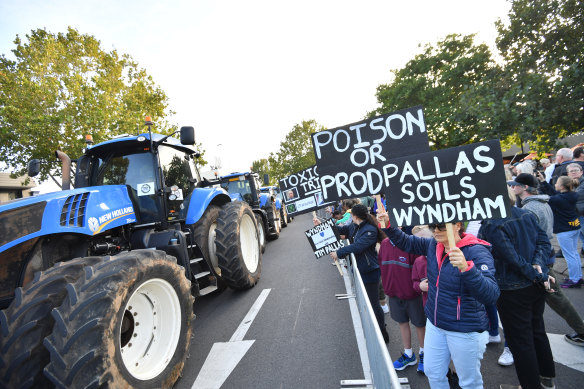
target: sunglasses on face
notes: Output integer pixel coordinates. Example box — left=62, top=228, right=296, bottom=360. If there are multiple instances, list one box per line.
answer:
left=428, top=223, right=446, bottom=232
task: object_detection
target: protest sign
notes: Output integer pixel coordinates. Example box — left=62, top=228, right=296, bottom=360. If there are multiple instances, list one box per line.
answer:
left=304, top=218, right=345, bottom=259
left=383, top=140, right=511, bottom=227
left=312, top=106, right=430, bottom=202
left=279, top=165, right=336, bottom=216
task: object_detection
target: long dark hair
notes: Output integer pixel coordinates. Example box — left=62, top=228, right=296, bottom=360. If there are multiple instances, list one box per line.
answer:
left=351, top=204, right=387, bottom=243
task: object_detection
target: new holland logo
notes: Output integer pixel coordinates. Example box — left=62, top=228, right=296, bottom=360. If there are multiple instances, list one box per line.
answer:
left=88, top=217, right=100, bottom=232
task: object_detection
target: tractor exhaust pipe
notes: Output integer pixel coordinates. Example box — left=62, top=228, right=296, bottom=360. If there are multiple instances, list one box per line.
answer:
left=55, top=150, right=71, bottom=190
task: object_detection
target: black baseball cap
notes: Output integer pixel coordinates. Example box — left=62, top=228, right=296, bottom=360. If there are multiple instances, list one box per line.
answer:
left=507, top=173, right=538, bottom=188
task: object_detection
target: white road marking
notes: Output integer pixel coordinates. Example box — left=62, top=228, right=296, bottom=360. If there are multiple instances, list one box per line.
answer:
left=230, top=288, right=271, bottom=342
left=547, top=333, right=584, bottom=372
left=192, top=288, right=272, bottom=389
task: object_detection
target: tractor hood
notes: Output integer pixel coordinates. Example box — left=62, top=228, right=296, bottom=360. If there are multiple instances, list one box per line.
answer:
left=0, top=185, right=136, bottom=253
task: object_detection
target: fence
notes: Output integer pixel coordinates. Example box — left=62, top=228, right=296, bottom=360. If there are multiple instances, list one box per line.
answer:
left=341, top=250, right=402, bottom=389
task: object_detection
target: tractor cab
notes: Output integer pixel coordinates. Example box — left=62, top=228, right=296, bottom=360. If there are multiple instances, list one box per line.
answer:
left=75, top=123, right=200, bottom=225
left=218, top=172, right=265, bottom=208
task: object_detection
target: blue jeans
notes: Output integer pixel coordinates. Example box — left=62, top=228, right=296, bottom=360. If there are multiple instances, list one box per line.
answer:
left=424, top=320, right=488, bottom=389
left=556, top=229, right=582, bottom=282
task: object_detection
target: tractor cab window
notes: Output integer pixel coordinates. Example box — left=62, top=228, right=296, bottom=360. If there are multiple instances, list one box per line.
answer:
left=224, top=178, right=253, bottom=204
left=158, top=145, right=196, bottom=219
left=95, top=152, right=161, bottom=223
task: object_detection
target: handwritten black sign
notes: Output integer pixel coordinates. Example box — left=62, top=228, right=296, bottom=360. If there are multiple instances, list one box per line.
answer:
left=304, top=218, right=346, bottom=258
left=312, top=106, right=430, bottom=202
left=383, top=140, right=511, bottom=226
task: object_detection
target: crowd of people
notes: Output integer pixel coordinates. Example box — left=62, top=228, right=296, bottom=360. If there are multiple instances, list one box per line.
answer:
left=313, top=146, right=584, bottom=389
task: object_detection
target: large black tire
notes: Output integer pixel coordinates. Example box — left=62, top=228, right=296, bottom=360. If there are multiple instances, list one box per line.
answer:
left=266, top=205, right=280, bottom=241
left=255, top=213, right=266, bottom=254
left=0, top=256, right=104, bottom=389
left=43, top=250, right=194, bottom=389
left=280, top=207, right=288, bottom=228
left=192, top=205, right=221, bottom=273
left=215, top=202, right=261, bottom=289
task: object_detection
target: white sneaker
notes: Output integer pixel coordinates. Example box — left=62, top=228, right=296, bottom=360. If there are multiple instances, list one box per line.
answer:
left=381, top=304, right=389, bottom=314
left=498, top=347, right=514, bottom=366
left=489, top=334, right=501, bottom=344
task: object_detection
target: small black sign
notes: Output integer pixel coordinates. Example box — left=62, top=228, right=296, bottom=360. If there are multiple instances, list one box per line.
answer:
left=305, top=218, right=346, bottom=258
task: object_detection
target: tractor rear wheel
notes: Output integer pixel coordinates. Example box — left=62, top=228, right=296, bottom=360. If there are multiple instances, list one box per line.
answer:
left=266, top=205, right=280, bottom=241
left=0, top=256, right=104, bottom=389
left=280, top=207, right=288, bottom=228
left=43, top=250, right=193, bottom=388
left=215, top=202, right=261, bottom=289
left=255, top=213, right=266, bottom=254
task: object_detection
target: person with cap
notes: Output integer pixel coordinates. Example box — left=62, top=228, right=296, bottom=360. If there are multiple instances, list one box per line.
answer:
left=511, top=173, right=584, bottom=347
left=479, top=187, right=555, bottom=389
left=325, top=203, right=390, bottom=342
left=536, top=173, right=583, bottom=288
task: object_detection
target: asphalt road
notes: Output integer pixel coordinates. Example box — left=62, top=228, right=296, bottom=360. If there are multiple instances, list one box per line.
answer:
left=174, top=214, right=584, bottom=388
left=174, top=213, right=364, bottom=389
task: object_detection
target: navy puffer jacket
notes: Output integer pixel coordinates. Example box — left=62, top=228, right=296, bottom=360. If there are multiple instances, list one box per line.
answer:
left=336, top=221, right=380, bottom=284
left=383, top=227, right=500, bottom=333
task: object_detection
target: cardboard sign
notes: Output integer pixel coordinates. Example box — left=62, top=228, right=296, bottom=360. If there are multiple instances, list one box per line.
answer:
left=383, top=140, right=511, bottom=227
left=305, top=218, right=346, bottom=258
left=279, top=165, right=336, bottom=216
left=312, top=106, right=430, bottom=202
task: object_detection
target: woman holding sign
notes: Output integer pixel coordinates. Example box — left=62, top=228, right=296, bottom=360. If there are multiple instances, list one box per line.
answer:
left=327, top=204, right=390, bottom=343
left=377, top=213, right=499, bottom=389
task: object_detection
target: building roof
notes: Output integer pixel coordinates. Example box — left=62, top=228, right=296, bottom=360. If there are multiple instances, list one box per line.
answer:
left=0, top=173, right=37, bottom=189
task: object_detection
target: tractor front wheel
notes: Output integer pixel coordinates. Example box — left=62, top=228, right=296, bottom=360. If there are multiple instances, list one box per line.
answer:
left=0, top=256, right=104, bottom=388
left=43, top=250, right=193, bottom=388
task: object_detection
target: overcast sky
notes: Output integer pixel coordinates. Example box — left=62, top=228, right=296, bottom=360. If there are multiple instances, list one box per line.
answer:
left=0, top=0, right=512, bottom=176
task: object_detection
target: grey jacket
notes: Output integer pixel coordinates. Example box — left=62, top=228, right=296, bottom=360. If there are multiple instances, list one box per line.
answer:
left=521, top=195, right=554, bottom=240
left=521, top=194, right=556, bottom=265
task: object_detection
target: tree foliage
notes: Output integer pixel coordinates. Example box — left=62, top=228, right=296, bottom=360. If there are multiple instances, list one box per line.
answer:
left=251, top=158, right=269, bottom=182
left=370, top=0, right=584, bottom=153
left=267, top=120, right=325, bottom=182
left=489, top=0, right=584, bottom=152
left=0, top=27, right=176, bottom=180
left=369, top=34, right=496, bottom=150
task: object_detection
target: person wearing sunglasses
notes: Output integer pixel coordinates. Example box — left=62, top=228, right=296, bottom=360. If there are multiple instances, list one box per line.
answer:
left=377, top=212, right=499, bottom=389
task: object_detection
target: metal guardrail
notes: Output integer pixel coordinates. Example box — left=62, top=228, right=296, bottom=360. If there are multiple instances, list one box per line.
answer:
left=345, top=250, right=401, bottom=389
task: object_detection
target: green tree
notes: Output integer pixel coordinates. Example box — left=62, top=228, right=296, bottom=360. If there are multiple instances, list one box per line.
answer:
left=487, top=0, right=584, bottom=152
left=369, top=34, right=496, bottom=150
left=268, top=120, right=324, bottom=181
left=0, top=27, right=176, bottom=181
left=252, top=158, right=269, bottom=181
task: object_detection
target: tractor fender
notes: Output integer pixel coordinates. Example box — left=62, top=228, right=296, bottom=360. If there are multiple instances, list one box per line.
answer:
left=0, top=186, right=136, bottom=253
left=185, top=188, right=232, bottom=225
left=259, top=193, right=270, bottom=208
left=274, top=197, right=282, bottom=211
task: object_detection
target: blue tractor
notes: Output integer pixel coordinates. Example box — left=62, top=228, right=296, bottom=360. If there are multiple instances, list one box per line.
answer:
left=214, top=172, right=281, bottom=253
left=260, top=185, right=290, bottom=228
left=0, top=119, right=262, bottom=388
